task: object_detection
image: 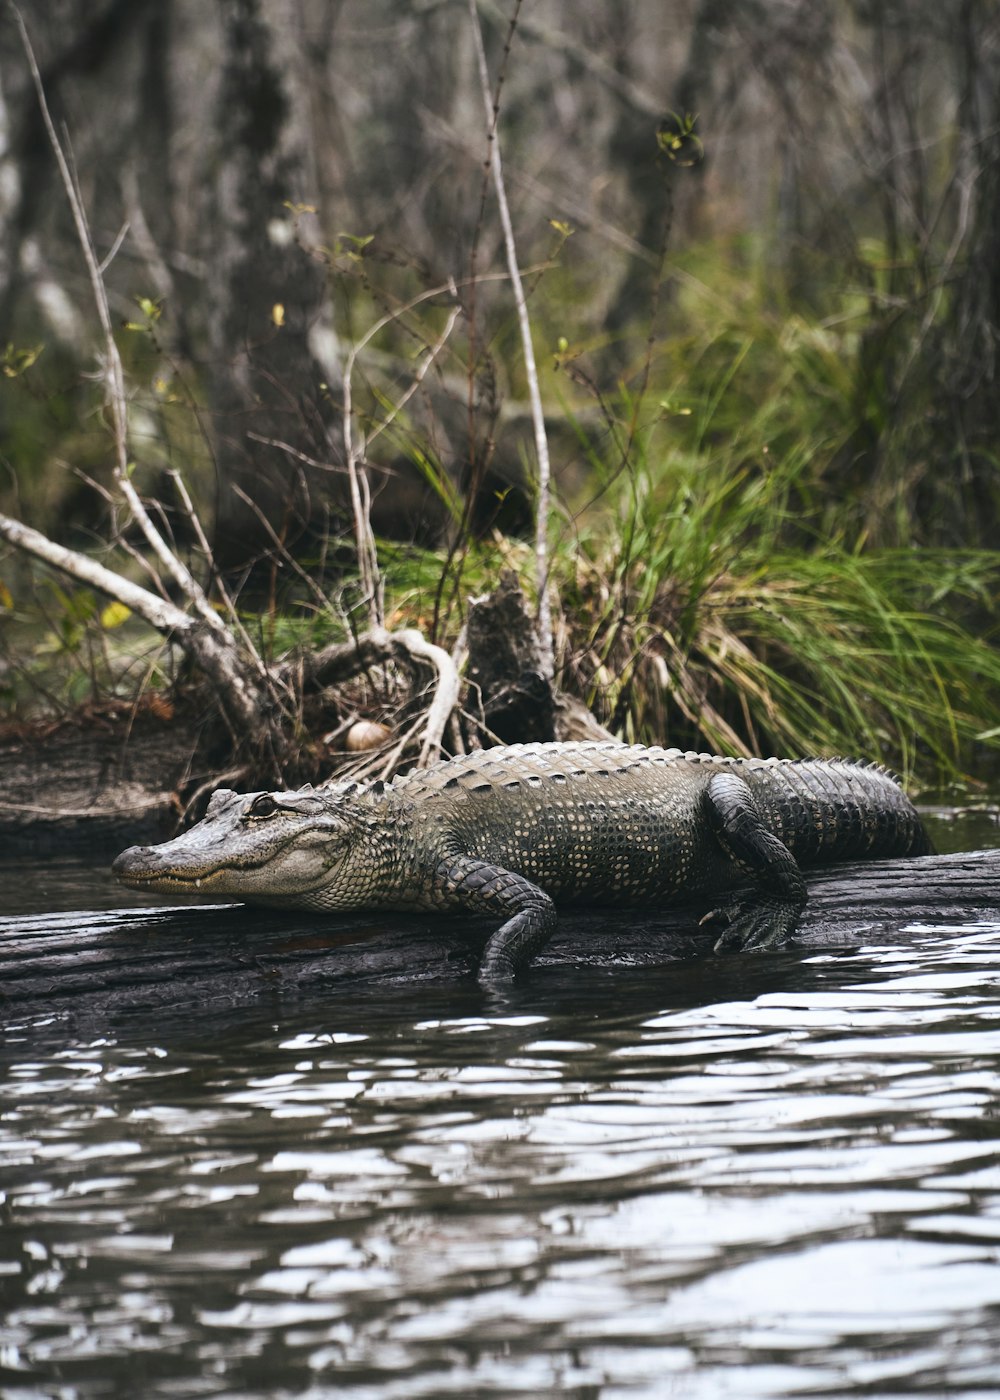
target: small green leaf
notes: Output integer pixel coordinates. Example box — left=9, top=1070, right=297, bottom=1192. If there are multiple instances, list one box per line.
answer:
left=100, top=601, right=132, bottom=629
left=2, top=342, right=43, bottom=377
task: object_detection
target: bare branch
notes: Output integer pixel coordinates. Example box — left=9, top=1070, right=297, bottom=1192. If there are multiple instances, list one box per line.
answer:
left=97, top=219, right=130, bottom=276
left=282, top=624, right=459, bottom=767
left=342, top=340, right=384, bottom=633
left=169, top=468, right=266, bottom=669
left=394, top=628, right=462, bottom=766
left=340, top=275, right=464, bottom=632
left=366, top=294, right=462, bottom=450
left=0, top=509, right=266, bottom=734
left=0, top=510, right=192, bottom=634
left=468, top=0, right=554, bottom=679
left=474, top=0, right=661, bottom=120
left=231, top=482, right=339, bottom=626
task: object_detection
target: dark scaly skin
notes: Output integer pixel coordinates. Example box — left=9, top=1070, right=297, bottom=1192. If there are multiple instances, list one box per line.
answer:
left=112, top=741, right=932, bottom=985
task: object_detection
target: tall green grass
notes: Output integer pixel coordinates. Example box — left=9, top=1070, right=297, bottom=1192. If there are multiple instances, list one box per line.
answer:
left=550, top=404, right=1000, bottom=781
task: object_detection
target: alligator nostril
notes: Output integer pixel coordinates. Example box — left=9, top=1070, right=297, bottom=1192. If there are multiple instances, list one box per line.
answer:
left=111, top=846, right=155, bottom=878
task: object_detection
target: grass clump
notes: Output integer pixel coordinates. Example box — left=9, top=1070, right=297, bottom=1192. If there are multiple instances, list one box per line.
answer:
left=550, top=398, right=1000, bottom=784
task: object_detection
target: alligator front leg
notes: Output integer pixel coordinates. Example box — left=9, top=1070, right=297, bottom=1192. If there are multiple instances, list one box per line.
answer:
left=434, top=853, right=557, bottom=985
left=702, top=771, right=808, bottom=953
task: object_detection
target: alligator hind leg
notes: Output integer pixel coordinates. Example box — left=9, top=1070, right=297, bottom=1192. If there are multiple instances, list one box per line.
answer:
left=702, top=771, right=808, bottom=953
left=434, top=853, right=557, bottom=985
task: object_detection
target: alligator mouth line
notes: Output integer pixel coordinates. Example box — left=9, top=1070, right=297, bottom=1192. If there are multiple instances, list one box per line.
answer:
left=118, top=855, right=336, bottom=895
left=116, top=836, right=308, bottom=888
left=117, top=867, right=222, bottom=889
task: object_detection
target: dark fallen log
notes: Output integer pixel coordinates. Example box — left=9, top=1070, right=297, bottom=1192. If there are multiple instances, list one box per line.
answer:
left=2, top=849, right=999, bottom=1027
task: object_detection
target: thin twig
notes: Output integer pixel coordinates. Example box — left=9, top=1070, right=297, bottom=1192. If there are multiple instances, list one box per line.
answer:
left=342, top=346, right=384, bottom=632
left=341, top=279, right=463, bottom=631
left=97, top=219, right=130, bottom=276
left=468, top=0, right=554, bottom=678
left=231, top=482, right=339, bottom=628
left=366, top=294, right=461, bottom=449
left=170, top=469, right=269, bottom=671
left=246, top=432, right=346, bottom=473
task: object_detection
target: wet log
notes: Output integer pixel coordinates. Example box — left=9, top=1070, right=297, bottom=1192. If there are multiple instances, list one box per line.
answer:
left=1, top=848, right=998, bottom=1025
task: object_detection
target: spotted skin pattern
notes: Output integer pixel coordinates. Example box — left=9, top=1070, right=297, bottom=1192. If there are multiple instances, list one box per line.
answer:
left=113, top=741, right=931, bottom=985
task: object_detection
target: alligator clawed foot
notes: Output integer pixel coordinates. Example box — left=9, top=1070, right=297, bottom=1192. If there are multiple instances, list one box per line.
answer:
left=708, top=896, right=803, bottom=955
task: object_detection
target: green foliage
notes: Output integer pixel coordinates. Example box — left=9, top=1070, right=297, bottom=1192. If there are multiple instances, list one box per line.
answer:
left=121, top=295, right=163, bottom=332
left=2, top=342, right=44, bottom=377
left=656, top=112, right=703, bottom=168
left=0, top=571, right=171, bottom=718
left=2, top=211, right=997, bottom=783
left=552, top=395, right=1000, bottom=781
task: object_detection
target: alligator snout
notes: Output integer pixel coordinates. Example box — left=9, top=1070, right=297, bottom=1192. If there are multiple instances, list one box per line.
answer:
left=111, top=844, right=164, bottom=887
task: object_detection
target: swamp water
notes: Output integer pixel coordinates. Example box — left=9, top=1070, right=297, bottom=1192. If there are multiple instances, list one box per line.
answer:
left=2, top=804, right=1000, bottom=1398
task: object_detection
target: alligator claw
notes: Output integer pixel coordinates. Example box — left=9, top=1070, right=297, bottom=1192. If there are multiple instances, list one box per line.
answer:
left=709, top=896, right=802, bottom=954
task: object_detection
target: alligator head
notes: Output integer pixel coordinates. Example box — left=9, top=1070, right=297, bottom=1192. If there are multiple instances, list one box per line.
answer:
left=111, top=783, right=378, bottom=909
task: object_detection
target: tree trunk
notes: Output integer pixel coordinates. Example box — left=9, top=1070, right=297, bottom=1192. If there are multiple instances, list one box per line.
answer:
left=204, top=0, right=341, bottom=563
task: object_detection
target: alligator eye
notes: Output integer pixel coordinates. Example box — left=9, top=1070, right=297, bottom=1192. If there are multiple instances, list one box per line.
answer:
left=247, top=794, right=280, bottom=818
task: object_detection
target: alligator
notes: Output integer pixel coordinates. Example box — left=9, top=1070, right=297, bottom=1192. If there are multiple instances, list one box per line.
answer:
left=112, top=741, right=931, bottom=984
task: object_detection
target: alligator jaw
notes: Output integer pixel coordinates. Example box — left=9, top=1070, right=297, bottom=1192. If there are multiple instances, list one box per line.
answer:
left=111, top=844, right=221, bottom=893
left=111, top=831, right=354, bottom=903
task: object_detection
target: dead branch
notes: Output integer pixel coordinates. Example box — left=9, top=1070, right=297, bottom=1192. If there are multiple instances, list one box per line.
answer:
left=469, top=0, right=555, bottom=679
left=340, top=278, right=464, bottom=633
left=365, top=293, right=462, bottom=451
left=474, top=0, right=661, bottom=121
left=0, top=512, right=266, bottom=734
left=395, top=628, right=462, bottom=765
left=280, top=626, right=460, bottom=766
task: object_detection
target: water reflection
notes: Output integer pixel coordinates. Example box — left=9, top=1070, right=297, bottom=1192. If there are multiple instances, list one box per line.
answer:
left=2, top=923, right=1000, bottom=1397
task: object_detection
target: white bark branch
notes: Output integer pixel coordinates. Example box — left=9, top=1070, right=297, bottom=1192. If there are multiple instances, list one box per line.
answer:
left=394, top=628, right=462, bottom=766
left=469, top=0, right=555, bottom=680
left=0, top=510, right=266, bottom=733
left=341, top=359, right=384, bottom=632
left=340, top=279, right=463, bottom=633
left=0, top=511, right=193, bottom=634
left=283, top=625, right=460, bottom=767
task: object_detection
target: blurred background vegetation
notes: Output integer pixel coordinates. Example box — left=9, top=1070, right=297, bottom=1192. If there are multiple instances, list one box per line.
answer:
left=0, top=0, right=998, bottom=779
